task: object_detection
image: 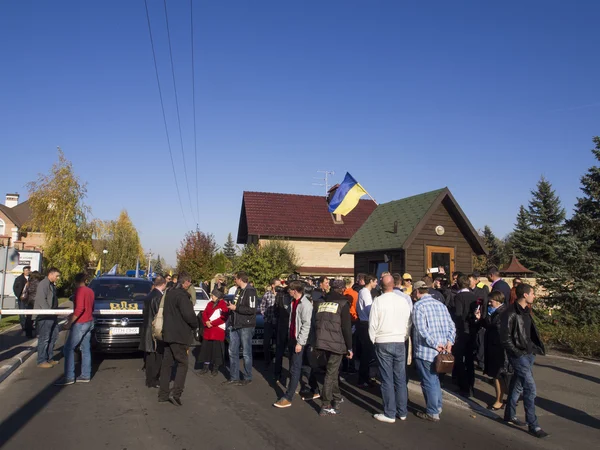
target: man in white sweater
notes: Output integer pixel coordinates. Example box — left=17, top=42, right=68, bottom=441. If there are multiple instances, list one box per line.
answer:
left=369, top=274, right=412, bottom=423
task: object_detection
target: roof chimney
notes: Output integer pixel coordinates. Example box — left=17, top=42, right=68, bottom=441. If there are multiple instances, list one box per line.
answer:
left=5, top=193, right=19, bottom=208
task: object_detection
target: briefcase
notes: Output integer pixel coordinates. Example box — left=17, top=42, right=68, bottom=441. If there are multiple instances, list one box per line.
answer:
left=433, top=352, right=455, bottom=374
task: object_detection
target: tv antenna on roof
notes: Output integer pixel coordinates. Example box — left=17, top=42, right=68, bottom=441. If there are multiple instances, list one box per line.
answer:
left=312, top=170, right=335, bottom=197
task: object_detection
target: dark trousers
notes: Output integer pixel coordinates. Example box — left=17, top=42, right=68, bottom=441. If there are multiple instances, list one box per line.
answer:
left=158, top=342, right=188, bottom=401
left=198, top=340, right=224, bottom=368
left=302, top=344, right=320, bottom=393
left=145, top=350, right=163, bottom=386
left=283, top=340, right=304, bottom=402
left=475, top=328, right=486, bottom=368
left=36, top=319, right=59, bottom=365
left=320, top=351, right=344, bottom=406
left=263, top=322, right=275, bottom=365
left=357, top=322, right=373, bottom=384
left=453, top=334, right=475, bottom=393
left=274, top=326, right=289, bottom=380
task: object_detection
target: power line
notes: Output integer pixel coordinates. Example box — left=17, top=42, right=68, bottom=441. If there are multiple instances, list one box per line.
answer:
left=162, top=0, right=196, bottom=226
left=190, top=0, right=199, bottom=228
left=143, top=0, right=188, bottom=230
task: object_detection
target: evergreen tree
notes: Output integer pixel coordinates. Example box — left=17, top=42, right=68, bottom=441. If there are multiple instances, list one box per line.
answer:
left=153, top=254, right=163, bottom=275
left=223, top=233, right=237, bottom=261
left=567, top=137, right=600, bottom=253
left=511, top=177, right=565, bottom=274
left=482, top=225, right=503, bottom=268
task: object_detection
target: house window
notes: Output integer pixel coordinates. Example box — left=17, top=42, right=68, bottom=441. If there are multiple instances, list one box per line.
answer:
left=0, top=218, right=5, bottom=237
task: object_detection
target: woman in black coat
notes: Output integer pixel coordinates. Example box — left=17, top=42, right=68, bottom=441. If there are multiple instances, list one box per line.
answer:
left=475, top=290, right=512, bottom=410
left=21, top=271, right=43, bottom=338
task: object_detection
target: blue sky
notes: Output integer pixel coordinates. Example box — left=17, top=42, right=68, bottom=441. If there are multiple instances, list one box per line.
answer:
left=1, top=1, right=598, bottom=265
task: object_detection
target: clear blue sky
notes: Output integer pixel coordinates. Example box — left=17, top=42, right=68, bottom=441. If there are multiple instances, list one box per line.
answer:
left=1, top=1, right=598, bottom=265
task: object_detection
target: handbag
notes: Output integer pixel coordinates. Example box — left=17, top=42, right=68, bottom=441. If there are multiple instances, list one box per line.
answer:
left=433, top=351, right=455, bottom=374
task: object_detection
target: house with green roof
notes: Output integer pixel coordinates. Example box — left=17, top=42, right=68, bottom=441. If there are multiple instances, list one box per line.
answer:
left=340, top=187, right=487, bottom=279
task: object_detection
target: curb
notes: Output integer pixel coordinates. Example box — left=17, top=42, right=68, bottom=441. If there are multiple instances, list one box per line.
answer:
left=544, top=353, right=600, bottom=367
left=0, top=339, right=38, bottom=385
left=407, top=380, right=500, bottom=420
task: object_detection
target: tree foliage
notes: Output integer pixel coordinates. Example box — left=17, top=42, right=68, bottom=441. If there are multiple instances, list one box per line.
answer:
left=511, top=177, right=565, bottom=274
left=223, top=233, right=237, bottom=261
left=176, top=230, right=218, bottom=283
left=99, top=210, right=144, bottom=272
left=234, top=240, right=298, bottom=294
left=212, top=251, right=233, bottom=275
left=26, top=149, right=93, bottom=288
left=152, top=254, right=164, bottom=275
left=473, top=225, right=505, bottom=271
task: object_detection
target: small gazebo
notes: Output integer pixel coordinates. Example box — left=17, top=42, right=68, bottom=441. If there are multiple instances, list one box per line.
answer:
left=500, top=254, right=534, bottom=277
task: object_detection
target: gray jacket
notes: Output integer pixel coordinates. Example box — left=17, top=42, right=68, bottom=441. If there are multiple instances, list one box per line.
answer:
left=288, top=295, right=313, bottom=346
left=33, top=278, right=58, bottom=320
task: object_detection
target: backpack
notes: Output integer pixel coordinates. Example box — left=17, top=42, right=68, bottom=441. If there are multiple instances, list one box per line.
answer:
left=152, top=290, right=168, bottom=341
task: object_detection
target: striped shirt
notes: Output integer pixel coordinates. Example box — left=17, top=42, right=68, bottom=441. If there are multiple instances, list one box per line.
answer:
left=413, top=294, right=456, bottom=362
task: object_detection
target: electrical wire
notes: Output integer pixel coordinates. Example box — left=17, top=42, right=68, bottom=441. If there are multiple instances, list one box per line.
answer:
left=162, top=0, right=196, bottom=226
left=190, top=0, right=200, bottom=228
left=143, top=0, right=188, bottom=230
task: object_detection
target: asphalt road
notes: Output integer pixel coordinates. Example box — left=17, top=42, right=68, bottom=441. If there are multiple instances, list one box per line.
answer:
left=0, top=335, right=587, bottom=450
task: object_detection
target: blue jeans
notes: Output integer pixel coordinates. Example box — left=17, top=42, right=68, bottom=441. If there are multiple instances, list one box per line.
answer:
left=37, top=319, right=59, bottom=365
left=229, top=327, right=255, bottom=381
left=375, top=342, right=408, bottom=419
left=284, top=340, right=305, bottom=402
left=64, top=321, right=94, bottom=381
left=505, top=354, right=539, bottom=430
left=415, top=358, right=442, bottom=417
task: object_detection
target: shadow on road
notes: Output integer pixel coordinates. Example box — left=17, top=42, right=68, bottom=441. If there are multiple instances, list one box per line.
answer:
left=535, top=362, right=600, bottom=385
left=536, top=396, right=600, bottom=430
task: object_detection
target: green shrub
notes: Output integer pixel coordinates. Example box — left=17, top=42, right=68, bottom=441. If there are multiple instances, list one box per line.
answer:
left=535, top=313, right=600, bottom=359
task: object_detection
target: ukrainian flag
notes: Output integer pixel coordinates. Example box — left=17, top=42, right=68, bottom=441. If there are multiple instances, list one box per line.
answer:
left=95, top=259, right=102, bottom=278
left=328, top=172, right=369, bottom=216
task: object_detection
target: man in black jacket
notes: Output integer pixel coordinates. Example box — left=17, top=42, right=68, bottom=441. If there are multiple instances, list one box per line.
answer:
left=158, top=272, right=198, bottom=405
left=452, top=274, right=478, bottom=396
left=314, top=279, right=353, bottom=416
left=224, top=271, right=257, bottom=386
left=487, top=266, right=511, bottom=304
left=139, top=276, right=166, bottom=388
left=500, top=284, right=548, bottom=438
left=469, top=272, right=489, bottom=370
left=273, top=281, right=292, bottom=385
left=13, top=265, right=31, bottom=330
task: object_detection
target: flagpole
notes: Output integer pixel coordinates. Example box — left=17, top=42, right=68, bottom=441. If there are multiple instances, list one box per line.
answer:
left=366, top=192, right=378, bottom=205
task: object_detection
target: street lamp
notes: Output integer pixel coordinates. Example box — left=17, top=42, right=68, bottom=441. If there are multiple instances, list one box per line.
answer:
left=102, top=249, right=108, bottom=275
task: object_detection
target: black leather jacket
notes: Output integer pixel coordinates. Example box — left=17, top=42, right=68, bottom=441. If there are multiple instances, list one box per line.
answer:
left=500, top=302, right=545, bottom=359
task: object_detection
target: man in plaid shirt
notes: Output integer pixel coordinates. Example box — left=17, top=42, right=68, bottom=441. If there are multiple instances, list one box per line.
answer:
left=412, top=281, right=456, bottom=422
left=260, top=278, right=281, bottom=368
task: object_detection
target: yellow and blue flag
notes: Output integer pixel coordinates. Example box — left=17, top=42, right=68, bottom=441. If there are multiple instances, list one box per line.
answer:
left=328, top=172, right=369, bottom=216
left=95, top=259, right=102, bottom=278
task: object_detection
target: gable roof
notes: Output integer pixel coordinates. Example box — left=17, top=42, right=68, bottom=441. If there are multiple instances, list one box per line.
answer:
left=340, top=187, right=487, bottom=255
left=237, top=191, right=377, bottom=243
left=500, top=255, right=533, bottom=274
left=0, top=200, right=32, bottom=228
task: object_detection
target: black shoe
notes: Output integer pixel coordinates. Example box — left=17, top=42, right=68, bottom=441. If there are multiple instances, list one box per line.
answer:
left=236, top=379, right=252, bottom=386
left=198, top=368, right=209, bottom=375
left=169, top=397, right=182, bottom=406
left=211, top=369, right=219, bottom=377
left=505, top=417, right=527, bottom=427
left=529, top=428, right=549, bottom=438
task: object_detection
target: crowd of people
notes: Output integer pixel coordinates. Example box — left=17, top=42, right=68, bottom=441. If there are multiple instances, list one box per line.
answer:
left=12, top=264, right=548, bottom=438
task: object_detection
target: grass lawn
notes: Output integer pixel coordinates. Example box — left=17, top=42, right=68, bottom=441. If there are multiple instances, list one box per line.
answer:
left=0, top=315, right=20, bottom=331
left=59, top=297, right=70, bottom=305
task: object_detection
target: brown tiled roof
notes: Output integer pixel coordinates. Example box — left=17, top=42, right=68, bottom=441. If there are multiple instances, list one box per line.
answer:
left=501, top=255, right=533, bottom=274
left=237, top=191, right=377, bottom=243
left=0, top=200, right=32, bottom=228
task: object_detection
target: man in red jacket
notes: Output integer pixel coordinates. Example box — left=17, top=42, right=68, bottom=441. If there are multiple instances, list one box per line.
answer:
left=55, top=272, right=95, bottom=385
left=198, top=289, right=229, bottom=376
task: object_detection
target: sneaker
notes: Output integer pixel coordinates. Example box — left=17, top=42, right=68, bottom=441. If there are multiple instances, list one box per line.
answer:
left=529, top=428, right=549, bottom=438
left=300, top=390, right=321, bottom=401
left=169, top=397, right=182, bottom=407
left=319, top=407, right=339, bottom=416
left=236, top=379, right=252, bottom=386
left=273, top=398, right=292, bottom=408
left=54, top=378, right=75, bottom=386
left=415, top=411, right=440, bottom=422
left=374, top=414, right=396, bottom=423
left=76, top=378, right=91, bottom=383
left=49, top=360, right=59, bottom=366
left=332, top=398, right=344, bottom=409
left=198, top=367, right=209, bottom=375
left=211, top=369, right=219, bottom=377
left=38, top=362, right=54, bottom=369
left=505, top=417, right=527, bottom=427
left=222, top=380, right=239, bottom=386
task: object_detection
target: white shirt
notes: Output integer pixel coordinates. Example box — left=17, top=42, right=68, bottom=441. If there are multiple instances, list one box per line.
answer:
left=228, top=286, right=237, bottom=295
left=369, top=292, right=412, bottom=344
left=393, top=287, right=413, bottom=312
left=357, top=287, right=373, bottom=322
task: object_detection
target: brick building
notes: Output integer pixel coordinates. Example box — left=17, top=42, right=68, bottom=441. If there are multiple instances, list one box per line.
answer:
left=0, top=193, right=45, bottom=250
left=236, top=191, right=377, bottom=277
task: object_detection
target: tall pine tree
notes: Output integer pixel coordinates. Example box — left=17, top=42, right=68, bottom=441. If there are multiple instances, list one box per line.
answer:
left=482, top=225, right=503, bottom=268
left=511, top=177, right=565, bottom=274
left=223, top=233, right=237, bottom=261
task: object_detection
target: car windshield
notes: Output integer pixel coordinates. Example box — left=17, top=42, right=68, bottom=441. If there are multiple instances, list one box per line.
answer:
left=89, top=279, right=152, bottom=301
left=195, top=289, right=209, bottom=300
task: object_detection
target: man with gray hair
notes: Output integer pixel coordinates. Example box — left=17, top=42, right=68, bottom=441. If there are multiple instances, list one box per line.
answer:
left=369, top=275, right=412, bottom=423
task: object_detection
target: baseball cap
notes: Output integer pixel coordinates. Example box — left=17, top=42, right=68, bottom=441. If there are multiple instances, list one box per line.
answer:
left=413, top=281, right=427, bottom=290
left=402, top=273, right=412, bottom=280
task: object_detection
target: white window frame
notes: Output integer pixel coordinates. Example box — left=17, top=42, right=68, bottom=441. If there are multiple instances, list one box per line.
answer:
left=0, top=218, right=5, bottom=236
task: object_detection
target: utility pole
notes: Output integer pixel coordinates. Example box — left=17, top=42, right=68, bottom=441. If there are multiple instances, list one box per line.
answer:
left=312, top=170, right=335, bottom=197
